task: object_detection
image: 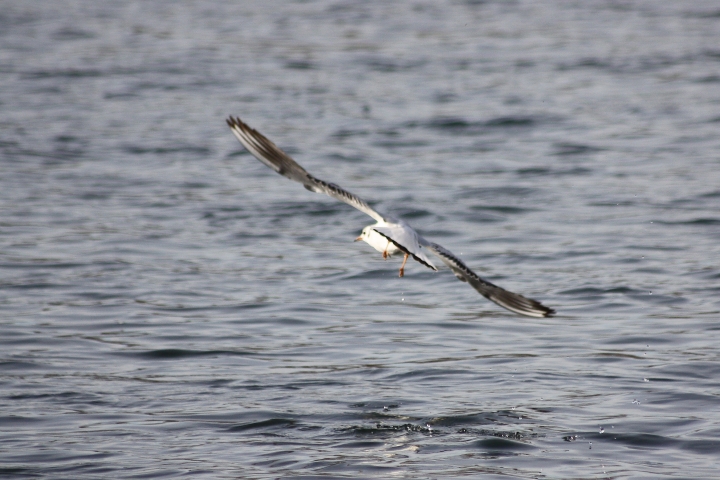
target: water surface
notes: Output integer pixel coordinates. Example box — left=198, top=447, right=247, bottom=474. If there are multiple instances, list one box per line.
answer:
left=2, top=1, right=720, bottom=478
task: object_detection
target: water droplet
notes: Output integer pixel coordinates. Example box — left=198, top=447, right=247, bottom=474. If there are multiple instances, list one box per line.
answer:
left=599, top=426, right=604, bottom=434
left=589, top=442, right=592, bottom=449
left=649, top=291, right=652, bottom=295
left=643, top=378, right=649, bottom=382
left=632, top=399, right=640, bottom=405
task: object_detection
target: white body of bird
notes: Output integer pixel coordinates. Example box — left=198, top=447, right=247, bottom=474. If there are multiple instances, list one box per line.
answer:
left=356, top=226, right=401, bottom=256
left=355, top=221, right=436, bottom=277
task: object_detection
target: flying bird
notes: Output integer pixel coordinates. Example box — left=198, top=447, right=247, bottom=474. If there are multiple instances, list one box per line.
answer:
left=226, top=116, right=555, bottom=318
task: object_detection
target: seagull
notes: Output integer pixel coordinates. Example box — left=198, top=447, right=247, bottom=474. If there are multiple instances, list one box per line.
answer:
left=226, top=116, right=555, bottom=318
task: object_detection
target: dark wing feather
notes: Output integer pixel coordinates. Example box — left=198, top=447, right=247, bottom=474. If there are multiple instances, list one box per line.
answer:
left=227, top=116, right=385, bottom=223
left=424, top=242, right=555, bottom=318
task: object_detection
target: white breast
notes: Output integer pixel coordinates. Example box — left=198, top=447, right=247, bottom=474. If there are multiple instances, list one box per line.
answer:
left=363, top=228, right=401, bottom=256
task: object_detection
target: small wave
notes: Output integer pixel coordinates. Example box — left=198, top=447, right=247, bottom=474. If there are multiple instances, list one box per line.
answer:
left=123, top=349, right=256, bottom=360
left=553, top=142, right=604, bottom=156
left=23, top=68, right=102, bottom=79
left=52, top=27, right=96, bottom=41
left=227, top=418, right=295, bottom=432
left=472, top=437, right=535, bottom=451
left=361, top=56, right=428, bottom=72
left=284, top=60, right=317, bottom=70
left=343, top=423, right=433, bottom=436
left=469, top=205, right=535, bottom=215
left=455, top=186, right=538, bottom=199
left=330, top=129, right=370, bottom=139
left=122, top=144, right=211, bottom=156
left=656, top=218, right=720, bottom=226
left=405, top=115, right=543, bottom=135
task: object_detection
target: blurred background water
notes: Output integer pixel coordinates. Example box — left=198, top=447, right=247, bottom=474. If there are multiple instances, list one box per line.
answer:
left=1, top=1, right=720, bottom=478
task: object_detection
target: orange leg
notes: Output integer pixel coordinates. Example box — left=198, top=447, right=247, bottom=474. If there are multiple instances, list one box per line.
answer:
left=383, top=241, right=389, bottom=259
left=398, top=253, right=409, bottom=277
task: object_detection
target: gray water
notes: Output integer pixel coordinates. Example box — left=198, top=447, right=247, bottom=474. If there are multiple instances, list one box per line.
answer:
left=2, top=1, right=720, bottom=478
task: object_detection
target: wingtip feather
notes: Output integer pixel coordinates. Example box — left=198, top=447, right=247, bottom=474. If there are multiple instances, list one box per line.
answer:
left=426, top=242, right=556, bottom=318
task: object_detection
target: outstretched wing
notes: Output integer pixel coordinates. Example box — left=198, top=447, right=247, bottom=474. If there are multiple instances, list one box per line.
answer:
left=424, top=242, right=555, bottom=318
left=227, top=116, right=385, bottom=223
